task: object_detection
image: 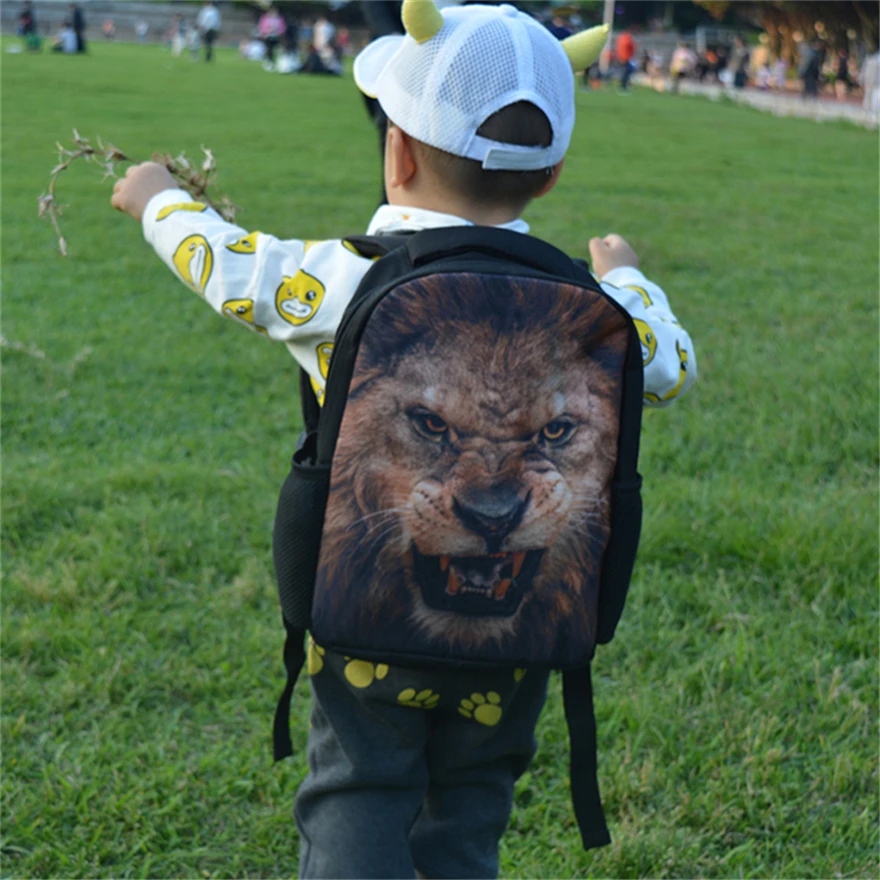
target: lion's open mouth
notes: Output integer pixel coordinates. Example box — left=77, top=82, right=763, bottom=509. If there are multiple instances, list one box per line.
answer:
left=412, top=546, right=544, bottom=617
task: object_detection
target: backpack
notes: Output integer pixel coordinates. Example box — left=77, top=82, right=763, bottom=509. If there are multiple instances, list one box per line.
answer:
left=271, top=226, right=643, bottom=850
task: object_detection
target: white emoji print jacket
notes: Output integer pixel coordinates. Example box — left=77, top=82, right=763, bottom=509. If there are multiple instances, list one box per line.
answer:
left=143, top=190, right=697, bottom=406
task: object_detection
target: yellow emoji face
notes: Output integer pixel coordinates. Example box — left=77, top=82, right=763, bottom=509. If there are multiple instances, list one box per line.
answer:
left=645, top=340, right=689, bottom=403
left=624, top=284, right=653, bottom=308
left=226, top=232, right=261, bottom=254
left=222, top=298, right=267, bottom=334
left=172, top=234, right=213, bottom=294
left=634, top=319, right=657, bottom=366
left=156, top=202, right=208, bottom=221
left=276, top=271, right=325, bottom=326
left=316, top=342, right=333, bottom=379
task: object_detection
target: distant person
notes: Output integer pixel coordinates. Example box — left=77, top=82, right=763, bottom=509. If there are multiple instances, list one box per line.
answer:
left=239, top=37, right=266, bottom=62
left=188, top=20, right=202, bottom=60
left=715, top=45, right=728, bottom=79
left=336, top=27, right=351, bottom=57
left=614, top=27, right=636, bottom=92
left=313, top=15, right=335, bottom=54
left=730, top=36, right=749, bottom=89
left=283, top=14, right=299, bottom=55
left=800, top=38, right=825, bottom=100
left=18, top=0, right=35, bottom=36
left=695, top=48, right=717, bottom=82
left=861, top=50, right=880, bottom=118
left=197, top=1, right=221, bottom=62
left=547, top=15, right=571, bottom=40
left=169, top=14, right=185, bottom=57
left=302, top=44, right=342, bottom=76
left=18, top=1, right=41, bottom=52
left=669, top=42, right=695, bottom=92
left=52, top=20, right=77, bottom=54
left=299, top=19, right=314, bottom=56
left=135, top=20, right=149, bottom=44
left=259, top=5, right=286, bottom=63
left=102, top=19, right=116, bottom=40
left=755, top=63, right=771, bottom=90
left=70, top=3, right=86, bottom=53
left=771, top=56, right=788, bottom=90
left=834, top=49, right=852, bottom=101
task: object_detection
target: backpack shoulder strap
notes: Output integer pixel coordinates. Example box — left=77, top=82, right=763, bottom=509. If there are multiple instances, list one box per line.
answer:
left=296, top=234, right=413, bottom=433
left=563, top=665, right=612, bottom=850
left=299, top=368, right=320, bottom=434
left=273, top=621, right=306, bottom=761
left=343, top=232, right=415, bottom=259
left=402, top=225, right=592, bottom=282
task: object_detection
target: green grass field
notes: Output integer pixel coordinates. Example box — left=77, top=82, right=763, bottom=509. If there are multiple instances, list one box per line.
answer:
left=2, top=40, right=878, bottom=879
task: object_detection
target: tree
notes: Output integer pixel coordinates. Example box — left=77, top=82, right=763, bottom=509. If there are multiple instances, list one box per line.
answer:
left=695, top=1, right=879, bottom=59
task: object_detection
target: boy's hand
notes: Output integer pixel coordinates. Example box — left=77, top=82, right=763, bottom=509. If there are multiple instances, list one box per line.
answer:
left=111, top=162, right=177, bottom=223
left=589, top=234, right=640, bottom=277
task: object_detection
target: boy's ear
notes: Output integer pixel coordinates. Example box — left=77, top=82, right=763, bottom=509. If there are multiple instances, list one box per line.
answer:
left=386, top=125, right=418, bottom=189
left=534, top=159, right=565, bottom=199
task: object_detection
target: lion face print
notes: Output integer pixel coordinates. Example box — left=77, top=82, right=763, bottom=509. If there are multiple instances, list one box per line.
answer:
left=311, top=274, right=630, bottom=665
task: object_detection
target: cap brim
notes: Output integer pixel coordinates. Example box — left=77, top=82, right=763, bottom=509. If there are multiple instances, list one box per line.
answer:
left=353, top=34, right=405, bottom=99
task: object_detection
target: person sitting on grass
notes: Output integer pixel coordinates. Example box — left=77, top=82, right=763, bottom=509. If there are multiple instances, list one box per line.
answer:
left=52, top=20, right=77, bottom=54
left=109, top=2, right=697, bottom=875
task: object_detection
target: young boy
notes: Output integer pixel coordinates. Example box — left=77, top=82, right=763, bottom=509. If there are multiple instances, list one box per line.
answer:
left=111, top=3, right=696, bottom=876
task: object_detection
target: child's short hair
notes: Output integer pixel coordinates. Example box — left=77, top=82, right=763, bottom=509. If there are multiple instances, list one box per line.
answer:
left=405, top=101, right=554, bottom=212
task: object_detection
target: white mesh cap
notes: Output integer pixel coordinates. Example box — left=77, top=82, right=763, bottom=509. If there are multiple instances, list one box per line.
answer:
left=354, top=3, right=575, bottom=171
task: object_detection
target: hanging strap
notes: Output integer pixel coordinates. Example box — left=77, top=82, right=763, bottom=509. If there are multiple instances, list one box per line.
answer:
left=562, top=666, right=611, bottom=850
left=299, top=369, right=321, bottom=434
left=273, top=623, right=306, bottom=762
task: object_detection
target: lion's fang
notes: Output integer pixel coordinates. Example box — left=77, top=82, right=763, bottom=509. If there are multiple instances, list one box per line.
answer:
left=440, top=556, right=450, bottom=572
left=446, top=568, right=461, bottom=595
left=512, top=552, right=526, bottom=577
left=494, top=579, right=512, bottom=600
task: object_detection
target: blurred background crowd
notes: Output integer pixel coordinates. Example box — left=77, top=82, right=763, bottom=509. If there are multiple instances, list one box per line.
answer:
left=6, top=0, right=879, bottom=114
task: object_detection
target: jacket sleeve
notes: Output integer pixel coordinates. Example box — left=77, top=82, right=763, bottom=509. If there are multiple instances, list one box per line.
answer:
left=141, top=188, right=353, bottom=348
left=599, top=267, right=697, bottom=407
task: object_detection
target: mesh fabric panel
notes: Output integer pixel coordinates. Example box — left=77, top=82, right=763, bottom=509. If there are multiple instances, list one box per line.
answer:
left=379, top=4, right=575, bottom=167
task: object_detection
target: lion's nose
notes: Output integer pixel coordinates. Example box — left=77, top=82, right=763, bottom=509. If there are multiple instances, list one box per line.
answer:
left=452, top=487, right=529, bottom=546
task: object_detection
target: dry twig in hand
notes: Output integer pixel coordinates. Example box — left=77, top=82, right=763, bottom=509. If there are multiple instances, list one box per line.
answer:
left=38, top=130, right=238, bottom=256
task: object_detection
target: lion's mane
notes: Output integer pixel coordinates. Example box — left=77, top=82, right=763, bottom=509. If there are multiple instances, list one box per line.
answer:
left=312, top=273, right=629, bottom=665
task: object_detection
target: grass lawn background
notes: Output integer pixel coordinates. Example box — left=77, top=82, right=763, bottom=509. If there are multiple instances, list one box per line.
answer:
left=2, top=41, right=878, bottom=878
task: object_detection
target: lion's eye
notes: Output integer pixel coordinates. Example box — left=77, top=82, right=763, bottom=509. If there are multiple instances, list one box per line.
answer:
left=540, top=419, right=576, bottom=446
left=408, top=408, right=449, bottom=442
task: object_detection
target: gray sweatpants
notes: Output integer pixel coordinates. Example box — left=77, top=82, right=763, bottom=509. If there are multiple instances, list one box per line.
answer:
left=295, top=642, right=550, bottom=879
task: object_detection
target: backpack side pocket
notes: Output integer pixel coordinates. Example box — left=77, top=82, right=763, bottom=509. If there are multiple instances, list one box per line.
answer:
left=273, top=432, right=331, bottom=629
left=596, top=474, right=642, bottom=645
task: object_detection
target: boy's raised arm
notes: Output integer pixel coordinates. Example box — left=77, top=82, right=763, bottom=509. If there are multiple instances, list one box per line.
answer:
left=590, top=234, right=697, bottom=407
left=111, top=161, right=344, bottom=346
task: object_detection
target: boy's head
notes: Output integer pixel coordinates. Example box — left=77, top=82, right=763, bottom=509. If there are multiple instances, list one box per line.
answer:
left=354, top=1, right=607, bottom=219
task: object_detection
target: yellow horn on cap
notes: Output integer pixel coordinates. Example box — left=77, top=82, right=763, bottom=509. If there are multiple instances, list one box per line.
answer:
left=562, top=24, right=609, bottom=72
left=401, top=0, right=444, bottom=44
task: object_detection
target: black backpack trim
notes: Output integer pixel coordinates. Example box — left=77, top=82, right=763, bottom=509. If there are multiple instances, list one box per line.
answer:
left=271, top=227, right=642, bottom=851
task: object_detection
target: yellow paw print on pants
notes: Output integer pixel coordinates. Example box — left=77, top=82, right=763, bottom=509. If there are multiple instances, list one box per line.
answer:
left=458, top=691, right=503, bottom=726
left=308, top=638, right=325, bottom=675
left=397, top=688, right=440, bottom=709
left=344, top=658, right=389, bottom=688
